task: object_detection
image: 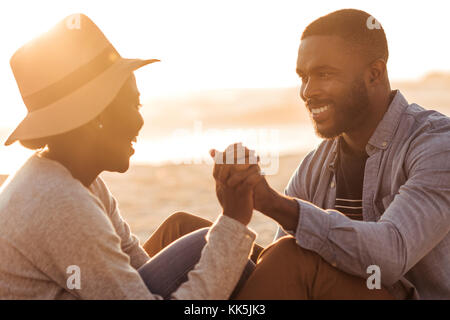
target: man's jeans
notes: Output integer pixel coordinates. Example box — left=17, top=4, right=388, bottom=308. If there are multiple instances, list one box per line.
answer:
left=137, top=227, right=255, bottom=299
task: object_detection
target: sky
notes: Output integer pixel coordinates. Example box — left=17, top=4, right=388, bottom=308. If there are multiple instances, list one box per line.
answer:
left=0, top=0, right=449, bottom=127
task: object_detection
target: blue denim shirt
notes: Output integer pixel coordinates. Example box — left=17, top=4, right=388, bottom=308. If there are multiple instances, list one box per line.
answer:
left=275, top=90, right=450, bottom=300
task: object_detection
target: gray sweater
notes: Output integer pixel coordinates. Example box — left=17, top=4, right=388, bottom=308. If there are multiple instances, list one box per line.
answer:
left=0, top=153, right=256, bottom=299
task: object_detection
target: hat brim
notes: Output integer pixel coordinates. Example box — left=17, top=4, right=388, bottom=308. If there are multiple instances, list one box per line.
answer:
left=4, top=58, right=159, bottom=146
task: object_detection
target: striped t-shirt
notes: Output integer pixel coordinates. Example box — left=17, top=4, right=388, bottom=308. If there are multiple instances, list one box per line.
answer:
left=335, top=139, right=369, bottom=221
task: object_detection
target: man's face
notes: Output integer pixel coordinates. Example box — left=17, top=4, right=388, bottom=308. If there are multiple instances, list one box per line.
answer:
left=297, top=35, right=370, bottom=139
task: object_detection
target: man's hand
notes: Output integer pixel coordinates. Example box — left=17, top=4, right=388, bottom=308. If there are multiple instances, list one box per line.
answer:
left=210, top=143, right=263, bottom=226
left=253, top=176, right=300, bottom=232
left=241, top=150, right=299, bottom=232
left=253, top=176, right=277, bottom=213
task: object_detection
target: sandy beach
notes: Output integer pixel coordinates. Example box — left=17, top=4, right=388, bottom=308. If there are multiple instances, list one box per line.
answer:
left=0, top=152, right=306, bottom=248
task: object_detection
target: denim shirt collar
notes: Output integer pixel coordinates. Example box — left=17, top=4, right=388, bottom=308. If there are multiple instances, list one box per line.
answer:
left=328, top=89, right=409, bottom=170
left=366, top=90, right=409, bottom=153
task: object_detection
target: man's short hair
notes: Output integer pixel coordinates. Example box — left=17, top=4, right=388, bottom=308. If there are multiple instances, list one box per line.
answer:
left=301, top=9, right=389, bottom=63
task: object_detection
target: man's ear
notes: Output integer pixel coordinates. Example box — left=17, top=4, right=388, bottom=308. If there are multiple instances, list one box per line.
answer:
left=367, top=58, right=387, bottom=85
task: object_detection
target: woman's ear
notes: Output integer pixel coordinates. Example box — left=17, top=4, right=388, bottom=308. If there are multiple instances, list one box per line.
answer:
left=88, top=114, right=106, bottom=132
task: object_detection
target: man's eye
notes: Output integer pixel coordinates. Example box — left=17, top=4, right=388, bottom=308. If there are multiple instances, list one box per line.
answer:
left=319, top=72, right=331, bottom=78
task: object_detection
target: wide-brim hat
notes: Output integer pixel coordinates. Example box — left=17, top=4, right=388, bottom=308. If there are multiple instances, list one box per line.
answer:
left=4, top=13, right=159, bottom=146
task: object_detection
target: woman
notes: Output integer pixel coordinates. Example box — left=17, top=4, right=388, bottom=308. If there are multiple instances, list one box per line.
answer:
left=0, top=14, right=261, bottom=299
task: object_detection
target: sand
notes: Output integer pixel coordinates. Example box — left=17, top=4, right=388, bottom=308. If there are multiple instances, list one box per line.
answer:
left=0, top=152, right=306, bottom=248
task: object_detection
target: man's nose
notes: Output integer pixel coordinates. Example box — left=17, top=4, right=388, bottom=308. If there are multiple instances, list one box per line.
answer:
left=300, top=78, right=321, bottom=101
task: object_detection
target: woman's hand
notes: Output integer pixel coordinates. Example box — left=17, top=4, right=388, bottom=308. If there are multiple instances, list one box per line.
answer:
left=210, top=143, right=263, bottom=226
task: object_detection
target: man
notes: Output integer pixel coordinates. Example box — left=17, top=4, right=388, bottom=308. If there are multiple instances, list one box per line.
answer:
left=166, top=8, right=449, bottom=300
left=230, top=8, right=450, bottom=300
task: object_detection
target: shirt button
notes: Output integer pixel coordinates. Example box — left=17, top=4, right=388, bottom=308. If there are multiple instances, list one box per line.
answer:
left=330, top=181, right=335, bottom=188
left=382, top=141, right=387, bottom=147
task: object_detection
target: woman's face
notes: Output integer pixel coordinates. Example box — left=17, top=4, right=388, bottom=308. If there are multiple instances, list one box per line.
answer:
left=97, top=74, right=144, bottom=173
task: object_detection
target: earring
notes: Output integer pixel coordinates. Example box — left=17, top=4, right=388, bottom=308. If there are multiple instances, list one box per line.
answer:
left=99, top=123, right=103, bottom=129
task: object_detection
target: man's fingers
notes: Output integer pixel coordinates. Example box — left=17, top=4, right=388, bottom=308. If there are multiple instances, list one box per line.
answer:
left=227, top=165, right=261, bottom=187
left=223, top=143, right=258, bottom=165
left=211, top=144, right=259, bottom=165
left=237, top=172, right=264, bottom=193
left=218, top=162, right=232, bottom=182
left=212, top=143, right=260, bottom=184
left=212, top=149, right=226, bottom=181
left=237, top=147, right=258, bottom=165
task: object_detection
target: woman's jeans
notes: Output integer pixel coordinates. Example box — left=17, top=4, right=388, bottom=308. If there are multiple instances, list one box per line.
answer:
left=137, top=227, right=255, bottom=299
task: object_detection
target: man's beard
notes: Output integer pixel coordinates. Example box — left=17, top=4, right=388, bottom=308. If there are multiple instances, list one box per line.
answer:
left=312, top=76, right=370, bottom=139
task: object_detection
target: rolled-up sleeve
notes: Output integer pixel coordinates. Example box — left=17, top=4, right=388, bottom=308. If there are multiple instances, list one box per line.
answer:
left=294, top=201, right=407, bottom=285
left=292, top=132, right=450, bottom=287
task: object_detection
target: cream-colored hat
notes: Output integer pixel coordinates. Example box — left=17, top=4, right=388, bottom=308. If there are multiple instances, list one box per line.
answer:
left=4, top=13, right=159, bottom=146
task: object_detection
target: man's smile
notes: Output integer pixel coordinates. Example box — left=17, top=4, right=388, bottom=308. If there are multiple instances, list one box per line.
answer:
left=308, top=103, right=334, bottom=123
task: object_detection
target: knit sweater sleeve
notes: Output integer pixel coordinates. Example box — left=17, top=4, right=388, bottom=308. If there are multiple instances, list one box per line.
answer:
left=31, top=188, right=157, bottom=299
left=89, top=177, right=150, bottom=269
left=89, top=177, right=257, bottom=300
left=171, top=215, right=256, bottom=300
left=42, top=183, right=256, bottom=299
left=37, top=191, right=255, bottom=299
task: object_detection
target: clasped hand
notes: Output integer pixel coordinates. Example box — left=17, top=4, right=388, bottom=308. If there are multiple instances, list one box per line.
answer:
left=209, top=143, right=265, bottom=226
